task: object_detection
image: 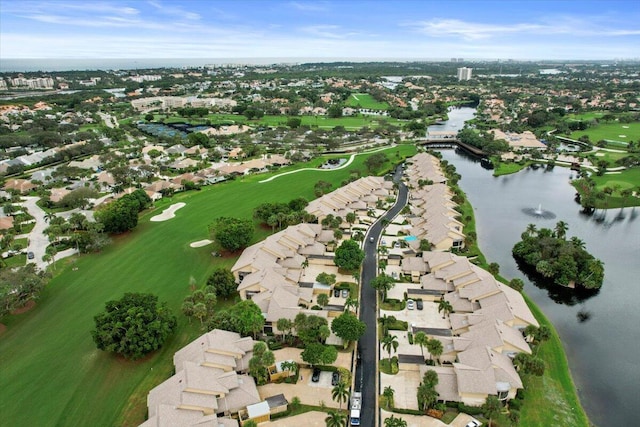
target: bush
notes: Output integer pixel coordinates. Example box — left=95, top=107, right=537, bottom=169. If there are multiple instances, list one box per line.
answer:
left=457, top=403, right=483, bottom=416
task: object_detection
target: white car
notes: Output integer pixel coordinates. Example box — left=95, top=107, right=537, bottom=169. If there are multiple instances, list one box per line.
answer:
left=406, top=299, right=415, bottom=310
left=465, top=420, right=482, bottom=427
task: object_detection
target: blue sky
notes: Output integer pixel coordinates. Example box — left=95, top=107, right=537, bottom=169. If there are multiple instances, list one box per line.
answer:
left=1, top=0, right=639, bottom=60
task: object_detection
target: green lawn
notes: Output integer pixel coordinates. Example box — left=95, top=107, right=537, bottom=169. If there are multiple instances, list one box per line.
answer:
left=157, top=113, right=402, bottom=130
left=587, top=150, right=629, bottom=167
left=566, top=111, right=606, bottom=121
left=346, top=93, right=390, bottom=110
left=0, top=145, right=416, bottom=427
left=571, top=121, right=640, bottom=143
left=519, top=295, right=590, bottom=427
left=492, top=160, right=529, bottom=176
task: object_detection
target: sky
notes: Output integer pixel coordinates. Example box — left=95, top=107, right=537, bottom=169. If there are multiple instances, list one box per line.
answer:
left=1, top=0, right=639, bottom=61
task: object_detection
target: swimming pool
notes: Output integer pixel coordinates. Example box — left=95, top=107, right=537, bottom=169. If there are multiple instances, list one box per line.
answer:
left=404, top=235, right=418, bottom=242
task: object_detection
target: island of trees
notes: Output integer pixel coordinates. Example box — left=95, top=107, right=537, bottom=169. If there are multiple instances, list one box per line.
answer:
left=512, top=221, right=604, bottom=289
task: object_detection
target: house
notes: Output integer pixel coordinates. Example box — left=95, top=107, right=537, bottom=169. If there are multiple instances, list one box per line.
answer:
left=3, top=179, right=38, bottom=194
left=142, top=330, right=261, bottom=427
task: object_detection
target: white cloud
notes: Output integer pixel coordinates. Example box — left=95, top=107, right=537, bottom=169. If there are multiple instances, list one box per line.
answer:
left=405, top=17, right=640, bottom=40
left=288, top=1, right=330, bottom=12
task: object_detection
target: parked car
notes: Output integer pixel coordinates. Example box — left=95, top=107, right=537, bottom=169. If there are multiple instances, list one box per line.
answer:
left=27, top=252, right=35, bottom=260
left=406, top=299, right=415, bottom=310
left=341, top=289, right=349, bottom=298
left=333, top=288, right=340, bottom=297
left=312, top=367, right=321, bottom=382
left=465, top=420, right=482, bottom=427
left=331, top=371, right=340, bottom=386
left=416, top=300, right=424, bottom=310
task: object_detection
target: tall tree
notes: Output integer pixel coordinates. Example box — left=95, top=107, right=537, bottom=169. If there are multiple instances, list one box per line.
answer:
left=334, top=239, right=365, bottom=271
left=381, top=334, right=399, bottom=359
left=482, top=395, right=502, bottom=427
left=331, top=381, right=350, bottom=409
left=414, top=331, right=428, bottom=359
left=325, top=410, right=347, bottom=427
left=331, top=312, right=366, bottom=345
left=91, top=293, right=176, bottom=360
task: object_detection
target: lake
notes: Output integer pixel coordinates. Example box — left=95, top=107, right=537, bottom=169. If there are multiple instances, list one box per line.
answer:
left=432, top=108, right=639, bottom=425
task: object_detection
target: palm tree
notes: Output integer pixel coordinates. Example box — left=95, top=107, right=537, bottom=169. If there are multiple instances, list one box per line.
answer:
left=417, top=383, right=438, bottom=412
left=414, top=331, right=428, bottom=359
left=324, top=410, right=347, bottom=427
left=331, top=381, right=349, bottom=409
left=482, top=395, right=502, bottom=426
left=437, top=298, right=453, bottom=319
left=526, top=223, right=537, bottom=237
left=570, top=236, right=585, bottom=249
left=426, top=338, right=443, bottom=364
left=384, top=415, right=407, bottom=427
left=383, top=386, right=395, bottom=409
left=554, top=220, right=568, bottom=240
left=344, top=296, right=358, bottom=313
left=276, top=317, right=293, bottom=343
left=317, top=293, right=329, bottom=307
left=381, top=334, right=399, bottom=360
left=44, top=211, right=57, bottom=223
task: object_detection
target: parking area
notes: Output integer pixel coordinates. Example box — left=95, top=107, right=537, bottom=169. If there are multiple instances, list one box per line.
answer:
left=381, top=371, right=421, bottom=410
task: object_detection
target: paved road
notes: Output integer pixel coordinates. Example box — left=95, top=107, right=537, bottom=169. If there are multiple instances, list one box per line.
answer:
left=355, top=164, right=407, bottom=427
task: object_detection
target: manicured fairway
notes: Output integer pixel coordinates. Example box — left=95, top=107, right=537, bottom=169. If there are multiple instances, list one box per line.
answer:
left=0, top=145, right=416, bottom=426
left=571, top=121, right=640, bottom=143
left=346, top=93, right=390, bottom=110
left=156, top=112, right=401, bottom=130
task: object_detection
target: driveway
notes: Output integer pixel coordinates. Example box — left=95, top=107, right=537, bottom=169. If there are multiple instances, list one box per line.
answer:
left=19, top=196, right=50, bottom=270
left=258, top=368, right=341, bottom=409
left=18, top=196, right=78, bottom=270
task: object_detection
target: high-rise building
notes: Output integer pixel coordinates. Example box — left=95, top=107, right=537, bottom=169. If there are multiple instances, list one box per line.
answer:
left=457, top=67, right=473, bottom=81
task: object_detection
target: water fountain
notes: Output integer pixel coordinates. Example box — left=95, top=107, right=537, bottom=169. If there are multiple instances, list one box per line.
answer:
left=522, top=203, right=557, bottom=219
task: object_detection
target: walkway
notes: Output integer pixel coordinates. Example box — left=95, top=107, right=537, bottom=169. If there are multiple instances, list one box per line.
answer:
left=258, top=145, right=392, bottom=183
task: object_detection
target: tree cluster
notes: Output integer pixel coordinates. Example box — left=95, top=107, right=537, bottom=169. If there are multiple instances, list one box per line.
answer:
left=512, top=223, right=604, bottom=289
left=0, top=264, right=50, bottom=318
left=210, top=217, right=254, bottom=252
left=91, top=292, right=177, bottom=360
left=207, top=300, right=264, bottom=338
left=253, top=197, right=310, bottom=232
left=294, top=313, right=337, bottom=366
left=334, top=239, right=365, bottom=272
left=95, top=189, right=151, bottom=234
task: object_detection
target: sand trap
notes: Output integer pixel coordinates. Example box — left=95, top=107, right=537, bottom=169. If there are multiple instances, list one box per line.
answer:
left=150, top=203, right=186, bottom=222
left=618, top=135, right=627, bottom=138
left=190, top=239, right=213, bottom=248
left=622, top=126, right=629, bottom=129
left=595, top=153, right=605, bottom=156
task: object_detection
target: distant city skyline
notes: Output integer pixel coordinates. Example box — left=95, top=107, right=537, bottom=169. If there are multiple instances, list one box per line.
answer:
left=1, top=0, right=639, bottom=61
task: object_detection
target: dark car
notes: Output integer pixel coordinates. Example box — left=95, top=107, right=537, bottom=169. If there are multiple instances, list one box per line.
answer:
left=331, top=371, right=340, bottom=386
left=27, top=252, right=35, bottom=260
left=416, top=300, right=424, bottom=310
left=312, top=367, right=321, bottom=382
left=334, top=288, right=340, bottom=297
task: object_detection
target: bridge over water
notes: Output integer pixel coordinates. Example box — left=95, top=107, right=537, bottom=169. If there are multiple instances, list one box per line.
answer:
left=418, top=130, right=487, bottom=156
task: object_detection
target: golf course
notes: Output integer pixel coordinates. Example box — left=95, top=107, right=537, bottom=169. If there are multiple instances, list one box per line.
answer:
left=0, top=145, right=416, bottom=426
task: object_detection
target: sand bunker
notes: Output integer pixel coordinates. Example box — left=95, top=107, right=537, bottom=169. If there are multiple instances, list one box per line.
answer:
left=190, top=239, right=213, bottom=248
left=150, top=203, right=186, bottom=222
left=618, top=135, right=627, bottom=138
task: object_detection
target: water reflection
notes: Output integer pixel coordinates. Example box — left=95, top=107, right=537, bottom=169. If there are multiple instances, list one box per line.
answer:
left=514, top=258, right=601, bottom=305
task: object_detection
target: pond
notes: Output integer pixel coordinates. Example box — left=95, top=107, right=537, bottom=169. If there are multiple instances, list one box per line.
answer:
left=439, top=147, right=639, bottom=426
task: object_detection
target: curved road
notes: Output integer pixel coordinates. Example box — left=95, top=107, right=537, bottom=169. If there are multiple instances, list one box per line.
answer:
left=355, top=164, right=408, bottom=427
